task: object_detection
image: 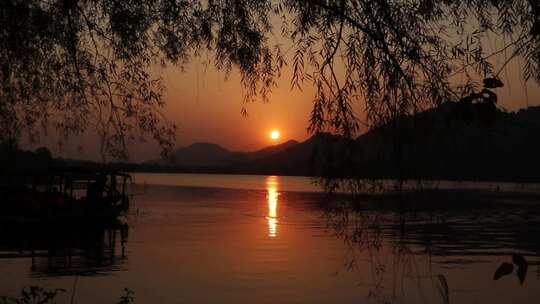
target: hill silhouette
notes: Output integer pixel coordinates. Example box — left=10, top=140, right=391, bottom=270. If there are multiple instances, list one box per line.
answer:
left=146, top=139, right=306, bottom=173
left=164, top=142, right=231, bottom=167
left=347, top=103, right=540, bottom=181
left=144, top=104, right=540, bottom=181
left=8, top=105, right=538, bottom=182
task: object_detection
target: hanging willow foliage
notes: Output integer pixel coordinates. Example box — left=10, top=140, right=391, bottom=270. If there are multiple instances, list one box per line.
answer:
left=1, top=0, right=539, bottom=159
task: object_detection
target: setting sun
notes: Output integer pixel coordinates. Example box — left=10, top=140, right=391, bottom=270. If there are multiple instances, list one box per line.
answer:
left=269, top=130, right=280, bottom=140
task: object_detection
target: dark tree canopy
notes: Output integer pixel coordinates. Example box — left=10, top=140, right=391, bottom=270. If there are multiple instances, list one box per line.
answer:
left=0, top=0, right=280, bottom=159
left=1, top=0, right=539, bottom=159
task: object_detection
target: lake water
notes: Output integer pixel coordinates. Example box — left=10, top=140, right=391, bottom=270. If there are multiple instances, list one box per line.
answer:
left=1, top=173, right=540, bottom=303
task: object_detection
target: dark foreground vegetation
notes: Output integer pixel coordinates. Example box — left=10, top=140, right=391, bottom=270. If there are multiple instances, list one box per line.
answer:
left=0, top=286, right=134, bottom=304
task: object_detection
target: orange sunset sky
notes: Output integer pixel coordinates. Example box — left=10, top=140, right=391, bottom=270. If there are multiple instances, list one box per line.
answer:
left=23, top=47, right=540, bottom=162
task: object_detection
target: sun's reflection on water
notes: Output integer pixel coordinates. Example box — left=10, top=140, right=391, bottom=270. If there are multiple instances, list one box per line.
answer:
left=266, top=176, right=279, bottom=238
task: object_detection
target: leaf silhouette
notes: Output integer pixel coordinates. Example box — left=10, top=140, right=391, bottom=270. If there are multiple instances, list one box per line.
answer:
left=512, top=254, right=527, bottom=268
left=513, top=254, right=528, bottom=285
left=517, top=265, right=528, bottom=285
left=483, top=77, right=504, bottom=88
left=493, top=262, right=513, bottom=280
left=436, top=274, right=450, bottom=304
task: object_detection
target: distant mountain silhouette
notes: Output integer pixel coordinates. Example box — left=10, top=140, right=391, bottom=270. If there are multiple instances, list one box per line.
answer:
left=6, top=104, right=537, bottom=181
left=224, top=134, right=346, bottom=175
left=165, top=142, right=231, bottom=167
left=144, top=104, right=540, bottom=181
left=147, top=139, right=304, bottom=170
